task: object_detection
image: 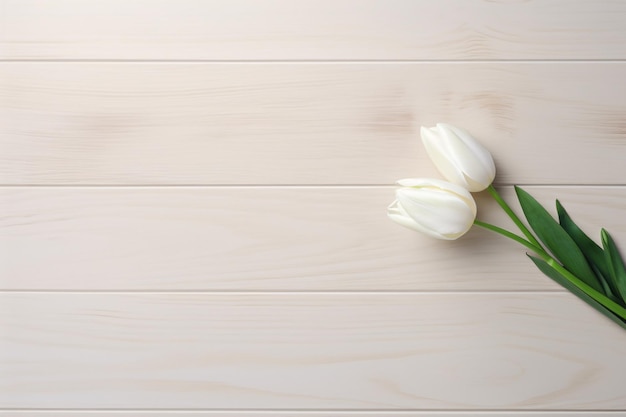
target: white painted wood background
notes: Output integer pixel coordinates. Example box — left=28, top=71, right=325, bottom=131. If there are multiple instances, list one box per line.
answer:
left=1, top=0, right=626, bottom=415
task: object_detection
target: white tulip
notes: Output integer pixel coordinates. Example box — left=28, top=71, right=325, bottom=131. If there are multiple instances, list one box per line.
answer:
left=420, top=123, right=496, bottom=192
left=387, top=178, right=477, bottom=240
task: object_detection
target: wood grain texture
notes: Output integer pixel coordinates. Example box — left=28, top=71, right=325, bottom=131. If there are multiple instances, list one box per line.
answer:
left=1, top=0, right=626, bottom=60
left=3, top=1, right=626, bottom=414
left=1, top=293, right=625, bottom=409
left=2, top=63, right=626, bottom=185
left=1, top=186, right=625, bottom=291
left=1, top=413, right=623, bottom=417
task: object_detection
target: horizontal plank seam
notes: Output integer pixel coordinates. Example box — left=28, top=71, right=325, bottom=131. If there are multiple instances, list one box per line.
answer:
left=1, top=59, right=626, bottom=63
left=1, top=184, right=626, bottom=188
left=1, top=408, right=625, bottom=412
left=0, top=290, right=567, bottom=294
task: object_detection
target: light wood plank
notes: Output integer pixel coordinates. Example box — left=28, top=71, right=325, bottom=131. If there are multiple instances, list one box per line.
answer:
left=1, top=186, right=624, bottom=291
left=2, top=63, right=626, bottom=185
left=1, top=0, right=626, bottom=60
left=1, top=413, right=624, bottom=417
left=1, top=293, right=625, bottom=409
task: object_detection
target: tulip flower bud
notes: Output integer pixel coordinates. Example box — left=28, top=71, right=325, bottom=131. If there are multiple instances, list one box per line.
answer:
left=420, top=123, right=496, bottom=192
left=387, top=178, right=477, bottom=240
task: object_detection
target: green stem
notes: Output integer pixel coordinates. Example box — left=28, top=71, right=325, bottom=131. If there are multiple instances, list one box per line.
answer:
left=474, top=219, right=626, bottom=321
left=546, top=258, right=626, bottom=320
left=487, top=184, right=543, bottom=249
left=473, top=220, right=548, bottom=259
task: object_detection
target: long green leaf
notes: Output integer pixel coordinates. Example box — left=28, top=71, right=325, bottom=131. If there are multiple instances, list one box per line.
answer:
left=515, top=186, right=603, bottom=293
left=528, top=255, right=626, bottom=330
left=601, top=229, right=626, bottom=303
left=589, top=263, right=621, bottom=304
left=557, top=200, right=620, bottom=300
left=557, top=200, right=611, bottom=278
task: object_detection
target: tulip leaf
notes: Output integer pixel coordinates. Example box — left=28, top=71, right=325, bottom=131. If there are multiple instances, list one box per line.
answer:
left=589, top=263, right=621, bottom=304
left=515, top=186, right=603, bottom=293
left=601, top=229, right=626, bottom=303
left=556, top=200, right=620, bottom=300
left=528, top=255, right=626, bottom=330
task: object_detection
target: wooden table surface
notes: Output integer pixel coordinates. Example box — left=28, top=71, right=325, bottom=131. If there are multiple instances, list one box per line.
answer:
left=1, top=1, right=626, bottom=415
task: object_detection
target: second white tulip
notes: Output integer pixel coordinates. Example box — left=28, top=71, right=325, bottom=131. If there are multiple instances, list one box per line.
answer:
left=420, top=123, right=496, bottom=192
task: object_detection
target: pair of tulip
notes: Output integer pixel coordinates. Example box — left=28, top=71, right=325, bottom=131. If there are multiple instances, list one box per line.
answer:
left=388, top=123, right=495, bottom=239
left=389, top=124, right=626, bottom=330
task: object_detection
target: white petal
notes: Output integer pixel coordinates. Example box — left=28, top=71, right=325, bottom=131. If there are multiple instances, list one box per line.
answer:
left=387, top=199, right=442, bottom=237
left=421, top=125, right=467, bottom=188
left=395, top=178, right=476, bottom=215
left=396, top=188, right=475, bottom=240
left=437, top=123, right=496, bottom=191
left=445, top=123, right=496, bottom=177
